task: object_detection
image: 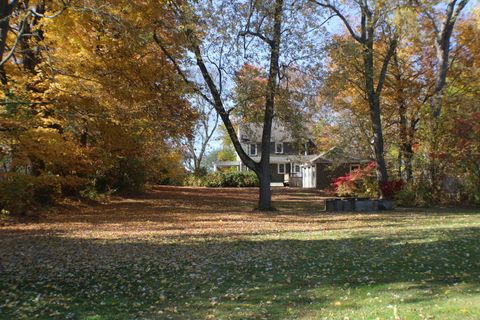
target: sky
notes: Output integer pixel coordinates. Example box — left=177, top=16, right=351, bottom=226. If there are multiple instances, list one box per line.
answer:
left=197, top=0, right=480, bottom=163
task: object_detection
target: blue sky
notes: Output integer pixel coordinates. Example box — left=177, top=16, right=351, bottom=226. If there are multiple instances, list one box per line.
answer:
left=200, top=0, right=480, bottom=159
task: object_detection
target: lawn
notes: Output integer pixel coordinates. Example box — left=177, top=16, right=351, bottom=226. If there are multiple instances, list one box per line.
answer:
left=1, top=186, right=479, bottom=320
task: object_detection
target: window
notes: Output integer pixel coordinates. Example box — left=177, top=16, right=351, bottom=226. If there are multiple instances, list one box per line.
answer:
left=249, top=144, right=257, bottom=156
left=292, top=163, right=301, bottom=174
left=350, top=164, right=360, bottom=172
left=278, top=163, right=285, bottom=174
left=275, top=142, right=283, bottom=154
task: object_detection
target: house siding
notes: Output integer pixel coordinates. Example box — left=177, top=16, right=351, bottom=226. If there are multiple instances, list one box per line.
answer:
left=246, top=142, right=311, bottom=157
left=270, top=163, right=291, bottom=183
left=315, top=163, right=360, bottom=189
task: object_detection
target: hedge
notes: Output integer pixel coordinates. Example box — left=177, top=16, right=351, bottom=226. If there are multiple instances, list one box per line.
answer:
left=183, top=171, right=259, bottom=187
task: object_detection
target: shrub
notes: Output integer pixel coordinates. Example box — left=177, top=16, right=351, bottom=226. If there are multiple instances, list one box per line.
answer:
left=379, top=180, right=405, bottom=200
left=331, top=174, right=356, bottom=197
left=461, top=174, right=480, bottom=205
left=95, top=157, right=146, bottom=194
left=0, top=173, right=63, bottom=214
left=183, top=171, right=259, bottom=188
left=33, top=181, right=58, bottom=206
left=332, top=162, right=405, bottom=199
left=394, top=186, right=416, bottom=207
left=394, top=181, right=433, bottom=207
left=0, top=173, right=33, bottom=215
left=239, top=171, right=260, bottom=187
left=202, top=172, right=225, bottom=187
left=0, top=209, right=9, bottom=220
left=182, top=174, right=204, bottom=187
left=331, top=162, right=378, bottom=198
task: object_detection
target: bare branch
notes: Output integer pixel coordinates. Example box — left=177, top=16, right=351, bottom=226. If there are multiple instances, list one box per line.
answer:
left=0, top=12, right=29, bottom=67
left=239, top=29, right=273, bottom=46
left=312, top=0, right=363, bottom=43
left=153, top=30, right=215, bottom=107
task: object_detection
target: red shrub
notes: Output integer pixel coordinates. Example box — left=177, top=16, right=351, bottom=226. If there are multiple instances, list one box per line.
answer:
left=331, top=162, right=377, bottom=197
left=332, top=161, right=404, bottom=199
left=379, top=180, right=404, bottom=199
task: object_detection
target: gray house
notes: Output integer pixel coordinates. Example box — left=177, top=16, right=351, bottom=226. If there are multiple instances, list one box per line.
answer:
left=301, top=147, right=370, bottom=189
left=214, top=122, right=368, bottom=188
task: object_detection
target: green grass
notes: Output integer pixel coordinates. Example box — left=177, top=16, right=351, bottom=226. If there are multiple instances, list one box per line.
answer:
left=1, top=200, right=480, bottom=319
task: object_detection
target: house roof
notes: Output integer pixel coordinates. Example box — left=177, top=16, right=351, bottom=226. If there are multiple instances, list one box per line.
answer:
left=308, top=147, right=370, bottom=164
left=249, top=154, right=317, bottom=163
left=238, top=121, right=311, bottom=143
left=215, top=154, right=317, bottom=166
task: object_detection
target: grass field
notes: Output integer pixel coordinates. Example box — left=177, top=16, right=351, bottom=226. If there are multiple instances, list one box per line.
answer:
left=1, top=186, right=479, bottom=319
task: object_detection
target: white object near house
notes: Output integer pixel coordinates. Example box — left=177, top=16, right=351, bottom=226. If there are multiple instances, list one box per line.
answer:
left=301, top=164, right=316, bottom=188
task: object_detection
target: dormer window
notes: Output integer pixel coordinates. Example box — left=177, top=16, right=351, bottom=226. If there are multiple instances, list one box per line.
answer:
left=249, top=144, right=257, bottom=156
left=275, top=142, right=283, bottom=154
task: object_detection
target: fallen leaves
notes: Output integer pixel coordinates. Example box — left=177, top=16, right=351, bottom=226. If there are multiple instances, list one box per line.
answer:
left=0, top=186, right=479, bottom=319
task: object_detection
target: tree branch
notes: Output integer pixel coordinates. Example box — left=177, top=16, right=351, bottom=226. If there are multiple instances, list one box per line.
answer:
left=239, top=29, right=273, bottom=46
left=153, top=30, right=215, bottom=107
left=376, top=35, right=398, bottom=95
left=312, top=0, right=363, bottom=43
left=0, top=11, right=29, bottom=67
left=191, top=42, right=258, bottom=170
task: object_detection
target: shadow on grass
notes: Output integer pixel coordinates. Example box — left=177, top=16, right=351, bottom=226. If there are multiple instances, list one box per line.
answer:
left=0, top=225, right=479, bottom=319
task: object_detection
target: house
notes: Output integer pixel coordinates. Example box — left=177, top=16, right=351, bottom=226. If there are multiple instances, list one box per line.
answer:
left=214, top=122, right=368, bottom=188
left=301, top=147, right=370, bottom=189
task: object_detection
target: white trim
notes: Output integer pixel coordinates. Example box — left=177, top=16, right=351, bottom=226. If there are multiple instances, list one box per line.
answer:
left=277, top=163, right=285, bottom=174
left=275, top=142, right=284, bottom=154
left=292, top=162, right=301, bottom=174
left=249, top=143, right=257, bottom=156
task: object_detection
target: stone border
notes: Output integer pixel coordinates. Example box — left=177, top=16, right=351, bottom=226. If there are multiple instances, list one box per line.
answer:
left=325, top=198, right=393, bottom=212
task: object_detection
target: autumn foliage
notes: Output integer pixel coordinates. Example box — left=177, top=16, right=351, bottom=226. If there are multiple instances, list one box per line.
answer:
left=332, top=162, right=404, bottom=199
left=0, top=1, right=196, bottom=214
left=318, top=7, right=480, bottom=205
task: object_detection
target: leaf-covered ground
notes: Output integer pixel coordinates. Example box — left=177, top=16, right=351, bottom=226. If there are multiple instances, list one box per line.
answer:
left=1, top=186, right=479, bottom=319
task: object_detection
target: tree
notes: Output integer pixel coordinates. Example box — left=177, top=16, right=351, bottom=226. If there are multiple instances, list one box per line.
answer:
left=437, top=12, right=480, bottom=203
left=44, top=0, right=197, bottom=188
left=382, top=29, right=431, bottom=182
left=157, top=0, right=322, bottom=210
left=0, top=0, right=70, bottom=84
left=415, top=0, right=470, bottom=188
left=233, top=63, right=315, bottom=149
left=212, top=0, right=284, bottom=210
left=314, top=35, right=377, bottom=159
left=0, top=0, right=17, bottom=84
left=312, top=0, right=400, bottom=198
left=183, top=96, right=219, bottom=174
left=1, top=0, right=197, bottom=213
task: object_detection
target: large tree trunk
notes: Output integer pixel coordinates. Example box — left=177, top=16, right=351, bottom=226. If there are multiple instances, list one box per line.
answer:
left=256, top=164, right=273, bottom=211
left=399, top=113, right=416, bottom=183
left=399, top=101, right=407, bottom=179
left=363, top=35, right=390, bottom=198
left=369, top=97, right=389, bottom=185
left=428, top=60, right=447, bottom=189
left=404, top=144, right=413, bottom=182
left=254, top=0, right=283, bottom=210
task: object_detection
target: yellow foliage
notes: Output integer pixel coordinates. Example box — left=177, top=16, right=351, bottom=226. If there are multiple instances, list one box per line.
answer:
left=1, top=0, right=196, bottom=208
